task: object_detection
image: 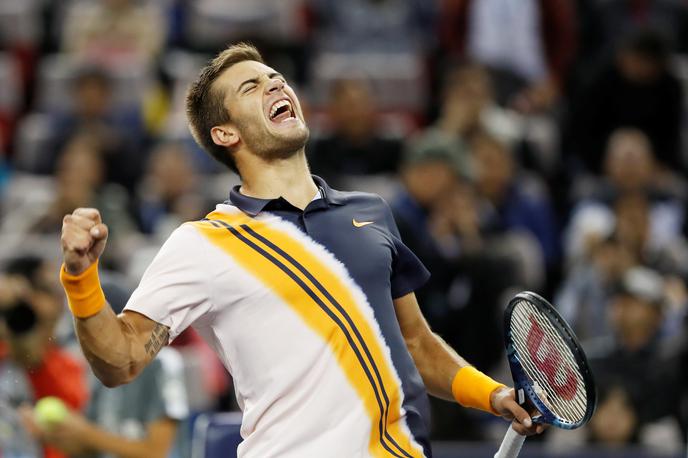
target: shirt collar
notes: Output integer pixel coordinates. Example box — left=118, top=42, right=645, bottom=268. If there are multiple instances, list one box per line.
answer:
left=227, top=175, right=346, bottom=216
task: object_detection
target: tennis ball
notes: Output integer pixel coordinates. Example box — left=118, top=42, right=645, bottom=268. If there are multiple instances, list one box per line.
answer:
left=34, top=396, right=69, bottom=427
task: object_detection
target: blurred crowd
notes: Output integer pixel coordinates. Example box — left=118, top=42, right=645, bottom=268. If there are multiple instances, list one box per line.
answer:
left=1, top=0, right=688, bottom=456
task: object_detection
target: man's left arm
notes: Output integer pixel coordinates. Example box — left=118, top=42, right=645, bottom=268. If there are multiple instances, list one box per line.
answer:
left=394, top=292, right=544, bottom=436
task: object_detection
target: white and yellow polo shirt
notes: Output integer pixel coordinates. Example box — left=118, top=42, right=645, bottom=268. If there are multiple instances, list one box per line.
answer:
left=124, top=176, right=432, bottom=457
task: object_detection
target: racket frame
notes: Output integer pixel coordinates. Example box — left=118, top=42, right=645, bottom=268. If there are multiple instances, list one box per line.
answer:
left=503, top=291, right=597, bottom=430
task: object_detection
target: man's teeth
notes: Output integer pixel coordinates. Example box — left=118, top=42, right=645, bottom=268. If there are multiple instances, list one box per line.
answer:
left=270, top=100, right=292, bottom=119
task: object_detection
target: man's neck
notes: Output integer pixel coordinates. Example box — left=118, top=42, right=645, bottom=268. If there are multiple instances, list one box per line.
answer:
left=238, top=149, right=318, bottom=210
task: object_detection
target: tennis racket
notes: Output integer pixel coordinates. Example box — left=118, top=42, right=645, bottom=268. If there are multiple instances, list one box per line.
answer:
left=494, top=291, right=596, bottom=458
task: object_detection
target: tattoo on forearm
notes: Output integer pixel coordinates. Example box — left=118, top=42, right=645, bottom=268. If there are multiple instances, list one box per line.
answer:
left=144, top=323, right=169, bottom=357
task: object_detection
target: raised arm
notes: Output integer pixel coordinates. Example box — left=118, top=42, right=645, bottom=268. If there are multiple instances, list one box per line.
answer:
left=393, top=292, right=543, bottom=435
left=60, top=208, right=168, bottom=387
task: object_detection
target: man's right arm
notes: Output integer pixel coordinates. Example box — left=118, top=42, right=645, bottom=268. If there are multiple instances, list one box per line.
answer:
left=74, top=307, right=168, bottom=387
left=61, top=208, right=168, bottom=387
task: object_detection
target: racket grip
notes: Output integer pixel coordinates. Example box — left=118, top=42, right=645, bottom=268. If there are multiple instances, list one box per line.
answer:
left=494, top=423, right=526, bottom=458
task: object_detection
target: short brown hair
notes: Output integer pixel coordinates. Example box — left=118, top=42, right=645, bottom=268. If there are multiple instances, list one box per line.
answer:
left=186, top=43, right=264, bottom=173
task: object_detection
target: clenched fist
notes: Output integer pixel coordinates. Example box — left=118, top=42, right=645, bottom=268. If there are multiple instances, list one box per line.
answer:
left=61, top=208, right=109, bottom=275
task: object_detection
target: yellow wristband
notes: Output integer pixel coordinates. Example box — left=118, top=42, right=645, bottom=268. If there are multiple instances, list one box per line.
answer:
left=452, top=366, right=506, bottom=415
left=60, top=262, right=106, bottom=318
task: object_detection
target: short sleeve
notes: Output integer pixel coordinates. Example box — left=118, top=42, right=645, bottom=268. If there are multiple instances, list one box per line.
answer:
left=380, top=198, right=431, bottom=298
left=124, top=224, right=214, bottom=341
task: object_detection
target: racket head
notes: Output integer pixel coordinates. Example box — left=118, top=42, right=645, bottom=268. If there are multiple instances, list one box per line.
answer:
left=504, top=291, right=596, bottom=430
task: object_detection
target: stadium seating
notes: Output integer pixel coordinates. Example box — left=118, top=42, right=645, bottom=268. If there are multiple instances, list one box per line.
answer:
left=191, top=412, right=243, bottom=458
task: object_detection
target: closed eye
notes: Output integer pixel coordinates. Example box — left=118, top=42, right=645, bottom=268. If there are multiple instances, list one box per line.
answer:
left=242, top=84, right=257, bottom=94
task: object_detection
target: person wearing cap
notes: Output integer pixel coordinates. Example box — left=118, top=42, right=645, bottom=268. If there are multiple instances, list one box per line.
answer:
left=587, top=266, right=682, bottom=446
left=389, top=129, right=522, bottom=440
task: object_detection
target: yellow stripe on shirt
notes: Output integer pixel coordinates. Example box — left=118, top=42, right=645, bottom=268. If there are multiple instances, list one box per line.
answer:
left=191, top=211, right=423, bottom=458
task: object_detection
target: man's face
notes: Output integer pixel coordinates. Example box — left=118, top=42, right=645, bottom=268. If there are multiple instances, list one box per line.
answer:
left=215, top=60, right=309, bottom=160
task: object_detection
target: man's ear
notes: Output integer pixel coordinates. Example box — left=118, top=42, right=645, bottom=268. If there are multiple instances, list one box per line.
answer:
left=210, top=124, right=240, bottom=149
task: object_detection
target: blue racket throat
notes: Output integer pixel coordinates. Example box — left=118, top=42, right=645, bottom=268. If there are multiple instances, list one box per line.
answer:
left=507, top=344, right=572, bottom=429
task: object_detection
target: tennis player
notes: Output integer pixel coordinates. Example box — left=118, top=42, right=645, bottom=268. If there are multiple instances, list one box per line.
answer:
left=59, top=43, right=541, bottom=457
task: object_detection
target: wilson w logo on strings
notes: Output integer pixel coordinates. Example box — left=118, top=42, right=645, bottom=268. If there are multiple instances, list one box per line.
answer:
left=526, top=317, right=578, bottom=400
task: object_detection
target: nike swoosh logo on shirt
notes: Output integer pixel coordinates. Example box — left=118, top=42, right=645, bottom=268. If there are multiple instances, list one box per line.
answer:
left=352, top=219, right=374, bottom=228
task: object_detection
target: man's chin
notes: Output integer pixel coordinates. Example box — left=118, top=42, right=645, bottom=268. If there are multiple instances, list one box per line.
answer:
left=260, top=126, right=310, bottom=160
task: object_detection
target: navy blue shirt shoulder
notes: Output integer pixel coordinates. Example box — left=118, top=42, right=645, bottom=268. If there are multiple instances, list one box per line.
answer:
left=227, top=175, right=431, bottom=300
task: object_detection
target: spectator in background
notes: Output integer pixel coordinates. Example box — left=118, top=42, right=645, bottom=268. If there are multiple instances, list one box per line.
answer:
left=32, top=135, right=107, bottom=234
left=61, top=0, right=166, bottom=66
left=390, top=134, right=520, bottom=440
left=47, top=67, right=146, bottom=189
left=20, top=281, right=189, bottom=458
left=566, top=128, right=685, bottom=265
left=612, top=192, right=688, bottom=277
left=0, top=256, right=89, bottom=458
left=439, top=0, right=577, bottom=113
left=135, top=142, right=209, bottom=236
left=308, top=79, right=402, bottom=186
left=471, top=132, right=560, bottom=269
left=432, top=61, right=521, bottom=148
left=573, top=128, right=686, bottom=202
left=559, top=191, right=688, bottom=340
left=557, top=235, right=636, bottom=341
left=565, top=29, right=683, bottom=173
left=391, top=132, right=472, bottom=331
left=21, top=135, right=135, bottom=271
left=586, top=267, right=683, bottom=449
left=31, top=134, right=133, bottom=239
left=588, top=385, right=641, bottom=445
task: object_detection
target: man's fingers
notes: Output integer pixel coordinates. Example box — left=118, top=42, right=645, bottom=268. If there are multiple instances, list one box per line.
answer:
left=511, top=420, right=542, bottom=437
left=511, top=422, right=533, bottom=436
left=72, top=208, right=102, bottom=224
left=503, top=398, right=532, bottom=428
left=501, top=398, right=544, bottom=436
left=62, top=232, right=92, bottom=254
left=64, top=214, right=96, bottom=232
left=89, top=223, right=108, bottom=240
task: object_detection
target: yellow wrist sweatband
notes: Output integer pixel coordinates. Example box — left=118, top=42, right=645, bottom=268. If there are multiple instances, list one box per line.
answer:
left=60, top=262, right=106, bottom=318
left=452, top=366, right=506, bottom=415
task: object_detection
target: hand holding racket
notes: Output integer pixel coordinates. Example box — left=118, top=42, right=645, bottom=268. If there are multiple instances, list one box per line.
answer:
left=494, top=292, right=596, bottom=458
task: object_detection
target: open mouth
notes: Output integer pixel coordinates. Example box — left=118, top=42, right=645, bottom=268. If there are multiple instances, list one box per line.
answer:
left=268, top=99, right=296, bottom=124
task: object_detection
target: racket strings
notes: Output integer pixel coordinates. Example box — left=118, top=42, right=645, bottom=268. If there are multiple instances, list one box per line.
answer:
left=510, top=316, right=586, bottom=424
left=511, top=307, right=587, bottom=422
left=510, top=300, right=588, bottom=424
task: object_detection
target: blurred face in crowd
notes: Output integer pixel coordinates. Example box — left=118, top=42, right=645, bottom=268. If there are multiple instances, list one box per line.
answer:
left=57, top=138, right=105, bottom=190
left=604, top=129, right=655, bottom=192
left=592, top=239, right=636, bottom=282
left=617, top=49, right=663, bottom=84
left=74, top=75, right=112, bottom=119
left=472, top=135, right=514, bottom=204
left=614, top=193, right=650, bottom=257
left=432, top=180, right=481, bottom=239
left=609, top=293, right=663, bottom=351
left=402, top=160, right=458, bottom=207
left=211, top=60, right=309, bottom=161
left=589, top=387, right=637, bottom=444
left=329, top=79, right=376, bottom=141
left=441, top=64, right=492, bottom=131
left=55, top=137, right=106, bottom=212
left=146, top=144, right=198, bottom=201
